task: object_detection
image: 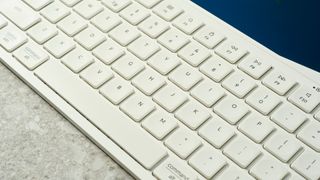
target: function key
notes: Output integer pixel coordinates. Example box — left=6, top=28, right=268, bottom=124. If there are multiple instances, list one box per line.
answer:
left=238, top=54, right=271, bottom=79
left=153, top=0, right=183, bottom=21
left=173, top=13, right=204, bottom=35
left=288, top=85, right=320, bottom=113
left=215, top=40, right=247, bottom=64
left=194, top=25, right=225, bottom=49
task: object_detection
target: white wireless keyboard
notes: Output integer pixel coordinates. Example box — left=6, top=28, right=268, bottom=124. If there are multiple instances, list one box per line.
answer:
left=1, top=0, right=320, bottom=179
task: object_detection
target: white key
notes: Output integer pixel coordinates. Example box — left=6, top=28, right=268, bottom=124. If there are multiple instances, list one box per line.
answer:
left=120, top=3, right=150, bottom=25
left=27, top=21, right=57, bottom=44
left=297, top=121, right=320, bottom=152
left=158, top=28, right=190, bottom=52
left=165, top=128, right=201, bottom=159
left=173, top=13, right=203, bottom=35
left=291, top=150, right=320, bottom=180
left=147, top=49, right=180, bottom=75
left=40, top=1, right=70, bottom=23
left=120, top=93, right=155, bottom=122
left=60, top=0, right=81, bottom=7
left=74, top=26, right=106, bottom=50
left=216, top=165, right=255, bottom=180
left=13, top=42, right=49, bottom=70
left=91, top=10, right=121, bottom=33
left=238, top=113, right=274, bottom=143
left=250, top=156, right=288, bottom=180
left=214, top=96, right=249, bottom=124
left=189, top=146, right=226, bottom=179
left=315, top=110, right=320, bottom=121
left=175, top=101, right=211, bottom=130
left=100, top=76, right=134, bottom=105
left=132, top=68, right=166, bottom=95
left=128, top=36, right=160, bottom=60
left=61, top=47, right=94, bottom=73
left=271, top=103, right=307, bottom=133
left=223, top=136, right=260, bottom=168
left=23, top=0, right=53, bottom=11
left=215, top=40, right=247, bottom=63
left=153, top=157, right=204, bottom=180
left=80, top=62, right=113, bottom=88
left=57, top=13, right=87, bottom=36
left=198, top=116, right=234, bottom=148
left=169, top=64, right=202, bottom=91
left=222, top=71, right=256, bottom=98
left=138, top=15, right=169, bottom=38
left=194, top=25, right=225, bottom=49
left=101, top=0, right=132, bottom=12
left=74, top=0, right=103, bottom=19
left=135, top=0, right=162, bottom=8
left=153, top=0, right=183, bottom=21
left=178, top=41, right=211, bottom=67
left=199, top=54, right=233, bottom=82
left=264, top=131, right=301, bottom=162
left=288, top=86, right=320, bottom=113
left=263, top=69, right=296, bottom=95
left=142, top=110, right=178, bottom=140
left=238, top=54, right=271, bottom=79
left=34, top=60, right=166, bottom=169
left=112, top=54, right=144, bottom=80
left=246, top=87, right=281, bottom=115
left=93, top=40, right=124, bottom=65
left=0, top=16, right=7, bottom=29
left=191, top=80, right=225, bottom=107
left=44, top=34, right=75, bottom=58
left=0, top=25, right=27, bottom=52
left=0, top=0, right=40, bottom=30
left=153, top=84, right=188, bottom=112
left=109, top=22, right=140, bottom=46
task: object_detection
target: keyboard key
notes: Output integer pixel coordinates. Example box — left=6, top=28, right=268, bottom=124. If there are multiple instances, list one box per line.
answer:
left=216, top=165, right=255, bottom=180
left=120, top=93, right=155, bottom=122
left=246, top=87, right=281, bottom=115
left=147, top=49, right=180, bottom=75
left=60, top=0, right=81, bottom=7
left=135, top=0, right=162, bottom=8
left=291, top=150, right=320, bottom=180
left=0, top=0, right=40, bottom=30
left=198, top=116, right=235, bottom=148
left=75, top=26, right=106, bottom=50
left=142, top=110, right=178, bottom=140
left=263, top=69, right=296, bottom=95
left=175, top=100, right=211, bottom=130
left=112, top=54, right=145, bottom=80
left=199, top=54, right=233, bottom=82
left=189, top=146, right=226, bottom=179
left=238, top=113, right=274, bottom=143
left=0, top=25, right=27, bottom=52
left=109, top=22, right=141, bottom=46
left=40, top=1, right=70, bottom=23
left=153, top=0, right=183, bottom=21
left=173, top=13, right=203, bottom=35
left=264, top=131, right=301, bottom=162
left=128, top=35, right=160, bottom=60
left=100, top=76, right=134, bottom=105
left=153, top=84, right=188, bottom=112
left=57, top=13, right=87, bottom=36
left=178, top=41, right=211, bottom=67
left=158, top=28, right=190, bottom=52
left=101, top=0, right=132, bottom=12
left=91, top=10, right=121, bottom=33
left=23, top=0, right=53, bottom=11
left=138, top=15, right=169, bottom=38
left=214, top=96, right=249, bottom=124
left=120, top=3, right=150, bottom=25
left=288, top=86, right=320, bottom=113
left=215, top=40, right=247, bottom=63
left=13, top=42, right=49, bottom=70
left=297, top=121, right=320, bottom=152
left=44, top=34, right=75, bottom=58
left=61, top=47, right=94, bottom=73
left=93, top=40, right=124, bottom=65
left=222, top=71, right=256, bottom=98
left=169, top=64, right=202, bottom=91
left=271, top=103, right=307, bottom=133
left=74, top=0, right=103, bottom=19
left=238, top=54, right=271, bottom=79
left=35, top=60, right=167, bottom=169
left=223, top=136, right=260, bottom=168
left=80, top=62, right=113, bottom=88
left=132, top=68, right=166, bottom=95
left=165, top=128, right=201, bottom=159
left=190, top=80, right=225, bottom=107
left=27, top=21, right=58, bottom=44
left=250, top=156, right=288, bottom=180
left=193, top=25, right=225, bottom=49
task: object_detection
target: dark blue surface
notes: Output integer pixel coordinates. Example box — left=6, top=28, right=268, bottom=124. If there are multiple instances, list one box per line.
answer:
left=192, top=0, right=320, bottom=72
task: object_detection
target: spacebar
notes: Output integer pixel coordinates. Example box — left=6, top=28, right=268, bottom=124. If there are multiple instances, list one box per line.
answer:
left=34, top=60, right=167, bottom=169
